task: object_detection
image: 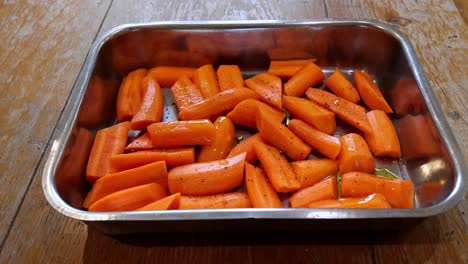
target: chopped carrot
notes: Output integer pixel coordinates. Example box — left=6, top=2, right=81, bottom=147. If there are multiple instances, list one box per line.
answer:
left=136, top=193, right=181, bottom=211
left=390, top=78, right=424, bottom=115
left=268, top=59, right=317, bottom=79
left=291, top=159, right=338, bottom=188
left=130, top=74, right=163, bottom=130
left=147, top=66, right=195, bottom=87
left=245, top=163, right=282, bottom=208
left=308, top=193, right=391, bottom=209
left=245, top=72, right=282, bottom=111
left=116, top=69, right=147, bottom=121
left=325, top=67, right=360, bottom=104
left=217, top=65, right=244, bottom=91
left=338, top=133, right=375, bottom=174
left=354, top=70, right=393, bottom=113
left=171, top=75, right=203, bottom=111
left=147, top=120, right=216, bottom=148
left=198, top=116, right=235, bottom=162
left=226, top=99, right=285, bottom=129
left=365, top=110, right=401, bottom=158
left=179, top=192, right=251, bottom=209
left=125, top=133, right=153, bottom=151
left=289, top=176, right=338, bottom=208
left=284, top=63, right=325, bottom=96
left=193, top=64, right=220, bottom=98
left=398, top=115, right=440, bottom=160
left=227, top=134, right=266, bottom=163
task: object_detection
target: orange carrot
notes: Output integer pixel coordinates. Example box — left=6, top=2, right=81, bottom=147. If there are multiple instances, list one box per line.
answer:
left=338, top=133, right=375, bottom=174
left=198, top=116, right=235, bottom=162
left=289, top=176, right=338, bottom=208
left=325, top=67, right=360, bottom=104
left=354, top=70, right=393, bottom=113
left=283, top=95, right=336, bottom=135
left=171, top=75, right=203, bottom=111
left=284, top=63, right=325, bottom=96
left=268, top=59, right=316, bottom=79
left=217, top=65, right=244, bottom=91
left=178, top=88, right=259, bottom=120
left=147, top=66, right=195, bottom=87
left=147, top=120, right=216, bottom=148
left=136, top=193, right=181, bottom=211
left=254, top=141, right=300, bottom=193
left=116, top=69, right=147, bottom=121
left=86, top=122, right=129, bottom=183
left=306, top=88, right=371, bottom=134
left=130, top=74, right=163, bottom=130
left=88, top=183, right=168, bottom=212
left=341, top=172, right=414, bottom=208
left=365, top=110, right=401, bottom=158
left=245, top=163, right=282, bottom=208
left=226, top=99, right=285, bottom=129
left=288, top=119, right=341, bottom=160
left=245, top=72, right=282, bottom=111
left=398, top=115, right=440, bottom=160
left=168, top=153, right=246, bottom=196
left=291, top=159, right=338, bottom=188
left=307, top=193, right=391, bottom=209
left=125, top=133, right=153, bottom=151
left=227, top=134, right=266, bottom=163
left=179, top=192, right=251, bottom=209
left=193, top=64, right=220, bottom=98
left=83, top=161, right=168, bottom=208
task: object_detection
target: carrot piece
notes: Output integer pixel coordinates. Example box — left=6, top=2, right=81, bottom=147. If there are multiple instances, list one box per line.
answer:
left=171, top=75, right=203, bottom=111
left=125, top=133, right=153, bottom=151
left=254, top=141, right=300, bottom=193
left=338, top=133, right=375, bottom=174
left=289, top=176, right=338, bottom=208
left=86, top=121, right=129, bottom=183
left=179, top=192, right=251, bottom=209
left=268, top=59, right=316, bottom=79
left=178, top=88, right=259, bottom=120
left=136, top=193, right=181, bottom=211
left=398, top=115, right=440, bottom=160
left=217, top=65, right=244, bottom=91
left=245, top=163, right=282, bottom=208
left=226, top=99, right=285, bottom=129
left=198, top=116, right=235, bottom=162
left=288, top=119, right=341, bottom=160
left=306, top=88, right=371, bottom=134
left=283, top=95, right=336, bottom=135
left=341, top=172, right=414, bottom=208
left=307, top=193, right=391, bottom=209
left=83, top=161, right=168, bottom=208
left=147, top=66, right=195, bottom=87
left=325, top=67, right=360, bottom=104
left=227, top=134, right=266, bottom=163
left=284, top=63, right=325, bottom=96
left=291, top=159, right=338, bottom=188
left=354, top=70, right=393, bottom=113
left=88, top=183, right=168, bottom=212
left=245, top=72, right=283, bottom=111
left=147, top=120, right=216, bottom=148
left=193, top=64, right=220, bottom=98
left=365, top=110, right=401, bottom=158
left=256, top=108, right=311, bottom=161
left=116, top=69, right=147, bottom=121
left=129, top=74, right=163, bottom=130
left=109, top=148, right=195, bottom=172
left=168, top=153, right=246, bottom=196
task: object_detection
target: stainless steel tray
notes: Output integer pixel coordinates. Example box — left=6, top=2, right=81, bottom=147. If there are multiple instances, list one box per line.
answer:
left=42, top=20, right=466, bottom=234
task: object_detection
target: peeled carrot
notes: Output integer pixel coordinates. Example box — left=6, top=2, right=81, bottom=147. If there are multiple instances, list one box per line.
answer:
left=179, top=192, right=251, bottom=209
left=83, top=161, right=168, bottom=208
left=354, top=70, right=393, bottom=113
left=147, top=66, right=195, bottom=87
left=341, top=172, right=414, bottom=208
left=198, top=116, right=235, bottom=162
left=245, top=163, right=282, bottom=208
left=398, top=115, right=440, bottom=160
left=284, top=63, right=325, bottom=96
left=306, top=88, right=371, bottom=134
left=289, top=176, right=338, bottom=208
left=291, top=159, right=338, bottom=188
left=147, top=120, right=216, bottom=148
left=171, top=75, right=204, bottom=111
left=245, top=72, right=282, bottom=111
left=136, top=193, right=181, bottom=211
left=130, top=74, right=163, bottom=130
left=178, top=88, right=259, bottom=120
left=226, top=99, right=285, bottom=129
left=254, top=141, right=300, bottom=193
left=288, top=119, right=341, bottom=160
left=193, top=64, right=220, bottom=98
left=227, top=134, right=266, bottom=163
left=125, top=133, right=153, bottom=151
left=283, top=96, right=336, bottom=135
left=217, top=65, right=244, bottom=91
left=307, top=193, right=391, bottom=209
left=86, top=121, right=129, bottom=183
left=325, top=67, right=360, bottom=103
left=116, top=69, right=147, bottom=121
left=268, top=59, right=317, bottom=79
left=365, top=110, right=401, bottom=158
left=338, top=133, right=375, bottom=174
left=168, top=153, right=246, bottom=196
left=88, top=183, right=168, bottom=212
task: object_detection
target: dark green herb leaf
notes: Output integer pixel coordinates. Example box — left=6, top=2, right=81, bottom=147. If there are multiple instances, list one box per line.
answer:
left=375, top=168, right=400, bottom=180
left=337, top=171, right=342, bottom=198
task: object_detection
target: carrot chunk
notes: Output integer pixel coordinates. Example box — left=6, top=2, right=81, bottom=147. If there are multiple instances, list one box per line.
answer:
left=289, top=176, right=338, bottom=208
left=226, top=99, right=285, bottom=129
left=147, top=120, right=216, bottom=148
left=284, top=63, right=325, bottom=96
left=130, top=74, right=163, bottom=130
left=179, top=193, right=251, bottom=209
left=245, top=72, right=283, bottom=111
left=365, top=110, right=401, bottom=158
left=338, top=133, right=375, bottom=174
left=308, top=193, right=391, bottom=209
left=325, top=67, right=360, bottom=103
left=198, top=116, right=235, bottom=162
left=291, top=159, right=338, bottom=188
left=171, top=75, right=203, bottom=111
left=116, top=69, right=147, bottom=121
left=245, top=163, right=282, bottom=208
left=193, top=64, right=220, bottom=98
left=147, top=66, right=195, bottom=87
left=354, top=70, right=393, bottom=113
left=227, top=134, right=266, bottom=164
left=268, top=59, right=317, bottom=79
left=137, top=193, right=181, bottom=211
left=125, top=133, right=153, bottom=151
left=217, top=65, right=244, bottom=91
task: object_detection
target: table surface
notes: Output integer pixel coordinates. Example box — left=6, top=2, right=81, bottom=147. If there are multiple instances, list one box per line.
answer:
left=1, top=0, right=467, bottom=263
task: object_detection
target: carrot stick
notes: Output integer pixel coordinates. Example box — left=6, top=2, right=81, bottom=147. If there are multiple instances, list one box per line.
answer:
left=291, top=159, right=338, bottom=188
left=217, top=65, right=244, bottom=91
left=398, top=115, right=440, bottom=160
left=86, top=121, right=129, bottom=183
left=288, top=119, right=341, bottom=160
left=147, top=119, right=216, bottom=148
left=130, top=74, right=163, bottom=130
left=147, top=66, right=195, bottom=87
left=198, top=116, right=235, bottom=162
left=171, top=75, right=204, bottom=111
left=245, top=72, right=282, bottom=111
left=168, top=153, right=246, bottom=196
left=283, top=95, right=336, bottom=135
left=354, top=70, right=393, bottom=113
left=178, top=88, right=259, bottom=120
left=307, top=193, right=391, bottom=209
left=306, top=88, right=371, bottom=134
left=227, top=134, right=266, bottom=163
left=341, top=172, right=414, bottom=208
left=88, top=183, right=168, bottom=212
left=325, top=67, right=360, bottom=104
left=125, top=133, right=153, bottom=151
left=116, top=69, right=147, bottom=121
left=179, top=192, right=251, bottom=209
left=254, top=141, right=300, bottom=193
left=289, top=176, right=338, bottom=208
left=365, top=110, right=401, bottom=158
left=268, top=59, right=316, bottom=79
left=338, top=133, right=375, bottom=174
left=226, top=99, right=285, bottom=129
left=136, top=193, right=181, bottom=211
left=193, top=64, right=220, bottom=98
left=284, top=63, right=325, bottom=96
left=245, top=163, right=282, bottom=208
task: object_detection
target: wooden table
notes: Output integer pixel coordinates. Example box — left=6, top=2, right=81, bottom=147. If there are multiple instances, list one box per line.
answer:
left=1, top=1, right=466, bottom=263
